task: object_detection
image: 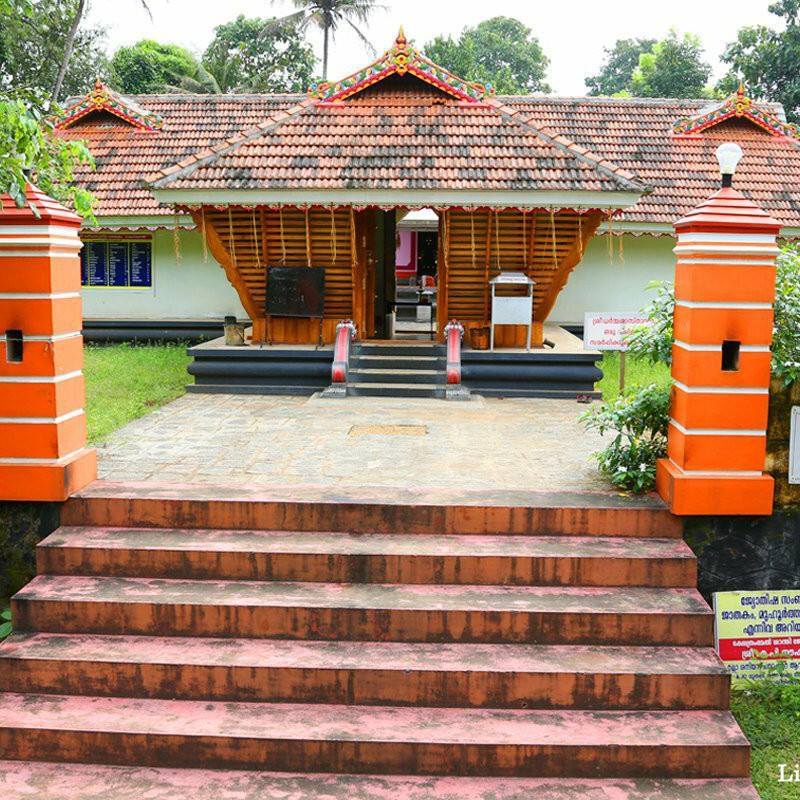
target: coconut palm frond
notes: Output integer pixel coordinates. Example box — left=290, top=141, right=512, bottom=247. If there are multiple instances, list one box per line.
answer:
left=344, top=17, right=376, bottom=55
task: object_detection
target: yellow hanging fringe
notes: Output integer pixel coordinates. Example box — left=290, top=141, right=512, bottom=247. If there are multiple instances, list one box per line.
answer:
left=607, top=212, right=614, bottom=264
left=227, top=207, right=237, bottom=267
left=330, top=206, right=337, bottom=263
left=173, top=213, right=182, bottom=266
left=494, top=209, right=501, bottom=271
left=618, top=233, right=625, bottom=265
left=278, top=206, right=286, bottom=264
left=470, top=209, right=476, bottom=270
left=251, top=210, right=261, bottom=267
left=522, top=210, right=527, bottom=270
left=304, top=207, right=312, bottom=267
left=200, top=207, right=208, bottom=263
left=550, top=208, right=557, bottom=269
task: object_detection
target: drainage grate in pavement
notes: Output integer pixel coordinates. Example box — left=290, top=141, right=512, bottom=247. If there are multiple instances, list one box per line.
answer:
left=348, top=424, right=428, bottom=436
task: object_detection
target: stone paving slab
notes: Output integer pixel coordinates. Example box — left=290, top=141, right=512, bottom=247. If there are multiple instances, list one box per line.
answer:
left=96, top=394, right=615, bottom=495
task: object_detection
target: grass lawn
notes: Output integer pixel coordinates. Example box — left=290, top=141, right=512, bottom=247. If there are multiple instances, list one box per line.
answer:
left=597, top=351, right=671, bottom=401
left=731, top=685, right=800, bottom=799
left=84, top=343, right=191, bottom=444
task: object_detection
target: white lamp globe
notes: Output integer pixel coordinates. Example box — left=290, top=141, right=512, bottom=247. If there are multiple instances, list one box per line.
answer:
left=716, top=142, right=744, bottom=179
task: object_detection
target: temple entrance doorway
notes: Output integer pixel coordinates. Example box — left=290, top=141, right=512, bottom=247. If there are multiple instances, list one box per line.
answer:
left=392, top=209, right=439, bottom=340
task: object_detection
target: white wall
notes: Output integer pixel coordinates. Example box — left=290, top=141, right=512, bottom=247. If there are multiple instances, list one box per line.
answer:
left=81, top=229, right=247, bottom=320
left=552, top=235, right=676, bottom=325
left=81, top=229, right=676, bottom=326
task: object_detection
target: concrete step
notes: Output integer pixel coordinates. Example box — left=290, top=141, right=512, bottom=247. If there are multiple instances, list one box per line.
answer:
left=349, top=369, right=446, bottom=385
left=355, top=344, right=444, bottom=357
left=37, top=528, right=697, bottom=587
left=12, top=576, right=713, bottom=645
left=0, top=633, right=729, bottom=709
left=348, top=382, right=445, bottom=398
left=0, top=693, right=750, bottom=777
left=61, top=482, right=683, bottom=538
left=0, top=761, right=761, bottom=800
left=353, top=355, right=445, bottom=370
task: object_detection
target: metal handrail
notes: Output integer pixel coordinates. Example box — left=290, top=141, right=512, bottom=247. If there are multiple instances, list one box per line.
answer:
left=444, top=320, right=464, bottom=385
left=331, top=319, right=357, bottom=385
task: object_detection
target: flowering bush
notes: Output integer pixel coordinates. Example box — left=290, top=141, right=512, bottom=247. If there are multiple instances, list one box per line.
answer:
left=580, top=384, right=670, bottom=492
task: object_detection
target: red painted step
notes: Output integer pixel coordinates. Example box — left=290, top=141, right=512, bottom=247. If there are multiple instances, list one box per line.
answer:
left=37, top=527, right=697, bottom=587
left=0, top=632, right=729, bottom=709
left=61, top=481, right=683, bottom=537
left=0, top=761, right=761, bottom=800
left=12, top=575, right=714, bottom=645
left=0, top=693, right=750, bottom=778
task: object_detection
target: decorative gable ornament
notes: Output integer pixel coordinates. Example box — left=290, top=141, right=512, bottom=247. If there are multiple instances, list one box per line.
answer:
left=57, top=79, right=163, bottom=131
left=673, top=85, right=800, bottom=140
left=308, top=27, right=493, bottom=104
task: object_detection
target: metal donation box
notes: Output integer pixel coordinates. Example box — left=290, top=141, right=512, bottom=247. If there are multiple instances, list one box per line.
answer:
left=490, top=271, right=535, bottom=351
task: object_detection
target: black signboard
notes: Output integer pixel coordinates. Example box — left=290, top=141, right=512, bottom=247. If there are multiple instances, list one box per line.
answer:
left=266, top=266, right=325, bottom=317
left=130, top=242, right=152, bottom=288
left=108, top=242, right=130, bottom=287
left=85, top=241, right=108, bottom=286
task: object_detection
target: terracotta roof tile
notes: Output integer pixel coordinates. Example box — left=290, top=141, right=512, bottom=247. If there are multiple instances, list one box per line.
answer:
left=57, top=86, right=800, bottom=228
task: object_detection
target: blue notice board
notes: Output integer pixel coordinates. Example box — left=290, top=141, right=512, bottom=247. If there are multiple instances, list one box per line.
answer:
left=85, top=241, right=108, bottom=286
left=108, top=242, right=130, bottom=287
left=129, top=242, right=152, bottom=287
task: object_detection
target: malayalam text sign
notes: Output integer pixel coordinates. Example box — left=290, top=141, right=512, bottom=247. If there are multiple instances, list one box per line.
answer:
left=583, top=312, right=649, bottom=351
left=714, top=589, right=800, bottom=682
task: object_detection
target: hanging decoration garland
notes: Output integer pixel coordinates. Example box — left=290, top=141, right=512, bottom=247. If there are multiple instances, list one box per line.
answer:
left=470, top=208, right=476, bottom=271
left=200, top=207, right=208, bottom=263
left=278, top=206, right=287, bottom=264
left=228, top=207, right=237, bottom=268
left=618, top=232, right=625, bottom=264
left=550, top=208, right=557, bottom=269
left=494, top=209, right=501, bottom=272
left=522, top=210, right=527, bottom=271
left=251, top=210, right=261, bottom=268
left=304, top=206, right=312, bottom=267
left=607, top=211, right=614, bottom=264
left=173, top=212, right=182, bottom=266
left=330, top=206, right=337, bottom=263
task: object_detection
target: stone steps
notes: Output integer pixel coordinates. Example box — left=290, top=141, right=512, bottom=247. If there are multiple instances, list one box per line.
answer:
left=12, top=575, right=714, bottom=645
left=37, top=527, right=697, bottom=586
left=0, top=488, right=756, bottom=796
left=60, top=482, right=683, bottom=537
left=0, top=633, right=728, bottom=709
left=0, top=761, right=761, bottom=800
left=0, top=693, right=750, bottom=778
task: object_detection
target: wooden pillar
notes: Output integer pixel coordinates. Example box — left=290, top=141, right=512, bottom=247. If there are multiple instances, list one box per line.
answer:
left=655, top=186, right=779, bottom=515
left=0, top=187, right=96, bottom=501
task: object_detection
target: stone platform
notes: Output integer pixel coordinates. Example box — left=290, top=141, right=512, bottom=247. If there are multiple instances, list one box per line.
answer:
left=97, top=393, right=614, bottom=494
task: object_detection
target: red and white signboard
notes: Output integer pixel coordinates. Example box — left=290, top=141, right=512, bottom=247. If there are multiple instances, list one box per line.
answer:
left=583, top=312, right=650, bottom=351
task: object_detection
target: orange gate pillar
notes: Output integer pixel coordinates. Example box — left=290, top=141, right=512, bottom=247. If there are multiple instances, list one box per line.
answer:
left=0, top=187, right=96, bottom=501
left=656, top=160, right=779, bottom=515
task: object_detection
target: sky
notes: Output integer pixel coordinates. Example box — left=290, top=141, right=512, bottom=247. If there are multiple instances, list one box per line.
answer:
left=86, top=0, right=782, bottom=95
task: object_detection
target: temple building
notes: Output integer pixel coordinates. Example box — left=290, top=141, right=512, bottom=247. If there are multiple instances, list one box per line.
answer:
left=56, top=31, right=800, bottom=364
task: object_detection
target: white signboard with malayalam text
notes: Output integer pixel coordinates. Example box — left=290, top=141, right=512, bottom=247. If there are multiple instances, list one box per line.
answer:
left=583, top=312, right=650, bottom=351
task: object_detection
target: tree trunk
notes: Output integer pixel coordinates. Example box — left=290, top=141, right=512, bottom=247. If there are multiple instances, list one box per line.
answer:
left=52, top=0, right=86, bottom=102
left=322, top=25, right=329, bottom=81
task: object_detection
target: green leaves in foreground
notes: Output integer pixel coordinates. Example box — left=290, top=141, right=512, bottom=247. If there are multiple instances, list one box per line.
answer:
left=0, top=608, right=11, bottom=640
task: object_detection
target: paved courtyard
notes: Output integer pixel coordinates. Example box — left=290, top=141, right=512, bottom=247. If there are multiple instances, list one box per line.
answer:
left=97, top=393, right=616, bottom=495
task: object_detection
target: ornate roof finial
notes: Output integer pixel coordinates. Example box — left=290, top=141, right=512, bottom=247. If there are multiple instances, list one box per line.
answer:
left=56, top=79, right=163, bottom=131
left=396, top=26, right=407, bottom=49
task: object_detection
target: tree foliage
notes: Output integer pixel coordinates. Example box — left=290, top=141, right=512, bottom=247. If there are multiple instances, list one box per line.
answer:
left=423, top=16, right=550, bottom=94
left=720, top=1, right=800, bottom=122
left=630, top=31, right=712, bottom=98
left=0, top=0, right=107, bottom=99
left=0, top=88, right=95, bottom=217
left=110, top=39, right=218, bottom=94
left=203, top=15, right=315, bottom=93
left=586, top=38, right=656, bottom=96
left=270, top=0, right=382, bottom=80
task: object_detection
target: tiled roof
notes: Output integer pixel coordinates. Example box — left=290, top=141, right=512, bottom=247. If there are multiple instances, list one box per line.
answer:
left=57, top=83, right=800, bottom=229
left=507, top=96, right=800, bottom=228
left=150, top=76, right=642, bottom=195
left=57, top=93, right=299, bottom=217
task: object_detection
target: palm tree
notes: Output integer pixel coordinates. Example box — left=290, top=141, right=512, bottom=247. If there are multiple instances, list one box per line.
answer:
left=52, top=0, right=152, bottom=101
left=270, top=0, right=384, bottom=81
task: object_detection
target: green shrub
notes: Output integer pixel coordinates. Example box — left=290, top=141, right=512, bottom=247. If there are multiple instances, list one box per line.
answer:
left=580, top=383, right=670, bottom=492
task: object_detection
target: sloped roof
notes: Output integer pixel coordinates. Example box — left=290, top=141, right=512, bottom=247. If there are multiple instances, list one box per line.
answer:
left=507, top=96, right=800, bottom=227
left=56, top=59, right=800, bottom=230
left=148, top=74, right=643, bottom=196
